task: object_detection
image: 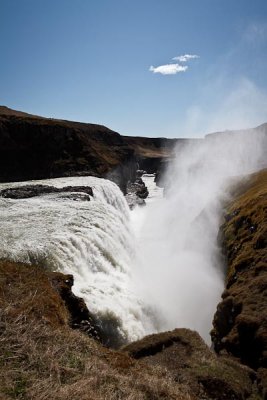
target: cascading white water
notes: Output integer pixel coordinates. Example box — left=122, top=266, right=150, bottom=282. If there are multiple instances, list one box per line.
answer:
left=0, top=176, right=153, bottom=343
left=0, top=130, right=265, bottom=346
left=131, top=131, right=266, bottom=342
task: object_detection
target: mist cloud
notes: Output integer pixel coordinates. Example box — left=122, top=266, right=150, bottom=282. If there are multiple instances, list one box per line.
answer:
left=132, top=129, right=266, bottom=342
left=182, top=77, right=267, bottom=137
left=243, top=21, right=267, bottom=45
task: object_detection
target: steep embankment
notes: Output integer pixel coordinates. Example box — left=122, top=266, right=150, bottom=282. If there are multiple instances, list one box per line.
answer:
left=123, top=135, right=179, bottom=173
left=0, top=261, right=189, bottom=400
left=1, top=106, right=266, bottom=193
left=0, top=261, right=258, bottom=400
left=0, top=106, right=177, bottom=192
left=0, top=106, right=138, bottom=193
left=212, top=169, right=267, bottom=397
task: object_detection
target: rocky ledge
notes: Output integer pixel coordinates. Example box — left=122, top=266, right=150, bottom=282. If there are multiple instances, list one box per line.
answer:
left=125, top=170, right=149, bottom=208
left=0, top=184, right=94, bottom=200
left=212, top=168, right=267, bottom=397
left=123, top=329, right=257, bottom=400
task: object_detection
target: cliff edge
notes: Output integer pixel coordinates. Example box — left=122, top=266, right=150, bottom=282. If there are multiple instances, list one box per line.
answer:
left=0, top=106, right=177, bottom=192
left=212, top=169, right=267, bottom=397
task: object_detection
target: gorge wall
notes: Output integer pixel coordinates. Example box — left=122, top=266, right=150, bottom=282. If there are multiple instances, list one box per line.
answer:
left=0, top=105, right=267, bottom=399
left=211, top=169, right=267, bottom=397
left=1, top=106, right=266, bottom=194
left=0, top=106, right=178, bottom=193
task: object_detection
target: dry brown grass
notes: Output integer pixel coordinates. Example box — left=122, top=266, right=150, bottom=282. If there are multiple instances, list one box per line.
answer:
left=0, top=261, right=191, bottom=400
left=123, top=328, right=255, bottom=400
left=221, top=169, right=267, bottom=285
left=0, top=261, right=69, bottom=328
left=0, top=313, right=190, bottom=400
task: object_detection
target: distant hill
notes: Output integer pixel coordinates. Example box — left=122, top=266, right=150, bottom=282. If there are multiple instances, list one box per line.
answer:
left=0, top=106, right=178, bottom=190
left=0, top=106, right=266, bottom=189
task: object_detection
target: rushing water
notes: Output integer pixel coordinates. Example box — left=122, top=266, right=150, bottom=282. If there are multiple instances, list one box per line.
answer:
left=0, top=127, right=264, bottom=345
left=0, top=176, right=153, bottom=343
left=130, top=132, right=266, bottom=343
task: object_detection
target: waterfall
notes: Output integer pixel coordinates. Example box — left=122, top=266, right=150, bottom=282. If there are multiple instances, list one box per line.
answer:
left=131, top=132, right=266, bottom=342
left=0, top=127, right=265, bottom=346
left=0, top=176, right=151, bottom=343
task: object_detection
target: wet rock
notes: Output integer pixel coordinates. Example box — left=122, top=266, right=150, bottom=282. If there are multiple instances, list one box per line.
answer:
left=125, top=192, right=146, bottom=209
left=125, top=175, right=149, bottom=208
left=49, top=272, right=102, bottom=343
left=136, top=169, right=146, bottom=178
left=0, top=184, right=93, bottom=199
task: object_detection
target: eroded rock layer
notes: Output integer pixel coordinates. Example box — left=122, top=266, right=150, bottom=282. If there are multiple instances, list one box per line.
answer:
left=212, top=169, right=267, bottom=397
left=0, top=106, right=177, bottom=193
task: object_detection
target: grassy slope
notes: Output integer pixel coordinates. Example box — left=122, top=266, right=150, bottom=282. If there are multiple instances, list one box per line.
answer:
left=0, top=261, right=190, bottom=400
left=0, top=260, right=261, bottom=400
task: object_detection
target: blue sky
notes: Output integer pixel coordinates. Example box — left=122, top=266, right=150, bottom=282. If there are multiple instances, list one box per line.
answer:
left=1, top=0, right=267, bottom=137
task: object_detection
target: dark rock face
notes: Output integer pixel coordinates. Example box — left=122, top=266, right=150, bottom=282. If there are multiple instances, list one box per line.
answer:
left=124, top=136, right=178, bottom=188
left=0, top=184, right=93, bottom=199
left=105, top=160, right=138, bottom=195
left=130, top=177, right=149, bottom=199
left=49, top=272, right=102, bottom=342
left=0, top=107, right=177, bottom=193
left=0, top=107, right=137, bottom=192
left=211, top=169, right=267, bottom=397
left=125, top=176, right=149, bottom=208
left=123, top=328, right=256, bottom=400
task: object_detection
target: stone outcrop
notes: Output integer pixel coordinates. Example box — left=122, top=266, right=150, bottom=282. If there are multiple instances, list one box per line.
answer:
left=0, top=260, right=102, bottom=343
left=125, top=173, right=149, bottom=208
left=211, top=169, right=267, bottom=397
left=0, top=184, right=93, bottom=199
left=123, top=328, right=257, bottom=399
left=49, top=272, right=102, bottom=342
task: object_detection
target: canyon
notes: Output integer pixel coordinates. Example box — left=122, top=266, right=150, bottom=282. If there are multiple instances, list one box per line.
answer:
left=0, top=106, right=266, bottom=399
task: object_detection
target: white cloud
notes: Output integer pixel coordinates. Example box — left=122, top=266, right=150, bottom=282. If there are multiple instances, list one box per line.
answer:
left=149, top=63, right=188, bottom=75
left=172, top=54, right=199, bottom=62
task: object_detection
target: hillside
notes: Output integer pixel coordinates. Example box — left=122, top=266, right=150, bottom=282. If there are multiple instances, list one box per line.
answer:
left=0, top=106, right=177, bottom=192
left=0, top=260, right=258, bottom=400
left=1, top=106, right=267, bottom=192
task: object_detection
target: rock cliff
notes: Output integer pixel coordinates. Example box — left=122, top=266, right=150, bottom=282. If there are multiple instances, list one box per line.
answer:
left=212, top=169, right=267, bottom=398
left=0, top=106, right=177, bottom=193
